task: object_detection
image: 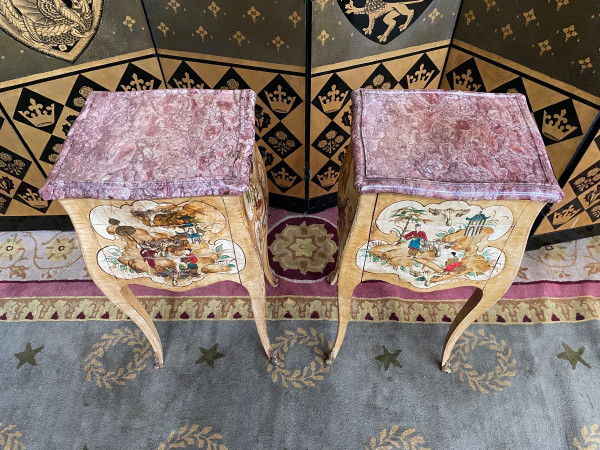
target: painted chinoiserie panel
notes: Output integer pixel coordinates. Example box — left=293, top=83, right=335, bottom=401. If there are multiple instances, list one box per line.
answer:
left=359, top=198, right=515, bottom=289
left=243, top=148, right=269, bottom=266
left=89, top=199, right=244, bottom=287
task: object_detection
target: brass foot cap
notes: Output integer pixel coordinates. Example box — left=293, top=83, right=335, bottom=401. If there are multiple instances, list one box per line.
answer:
left=269, top=351, right=280, bottom=367
left=154, top=355, right=164, bottom=370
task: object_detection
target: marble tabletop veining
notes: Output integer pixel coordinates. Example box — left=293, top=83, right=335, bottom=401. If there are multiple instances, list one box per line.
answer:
left=351, top=89, right=564, bottom=202
left=40, top=89, right=256, bottom=200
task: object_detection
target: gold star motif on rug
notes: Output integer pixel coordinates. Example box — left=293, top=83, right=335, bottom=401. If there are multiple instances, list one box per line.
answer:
left=375, top=346, right=402, bottom=370
left=15, top=342, right=44, bottom=369
left=196, top=344, right=225, bottom=368
left=557, top=342, right=591, bottom=370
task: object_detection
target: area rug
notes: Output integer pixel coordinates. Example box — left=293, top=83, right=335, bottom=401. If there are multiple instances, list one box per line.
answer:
left=0, top=208, right=599, bottom=449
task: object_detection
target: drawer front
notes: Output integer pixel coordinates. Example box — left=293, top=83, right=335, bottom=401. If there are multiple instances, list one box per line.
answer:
left=86, top=197, right=244, bottom=287
left=357, top=196, right=519, bottom=289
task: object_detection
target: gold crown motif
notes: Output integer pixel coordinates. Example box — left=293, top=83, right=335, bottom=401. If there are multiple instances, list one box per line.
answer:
left=18, top=98, right=55, bottom=127
left=542, top=109, right=577, bottom=141
left=18, top=188, right=48, bottom=209
left=174, top=72, right=205, bottom=89
left=317, top=166, right=339, bottom=187
left=552, top=203, right=580, bottom=225
left=318, top=85, right=348, bottom=114
left=406, top=64, right=435, bottom=90
left=453, top=69, right=481, bottom=91
left=272, top=167, right=297, bottom=188
left=266, top=85, right=296, bottom=114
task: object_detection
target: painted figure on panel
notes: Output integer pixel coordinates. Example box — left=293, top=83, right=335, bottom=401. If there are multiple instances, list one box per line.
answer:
left=404, top=223, right=427, bottom=256
left=91, top=200, right=245, bottom=287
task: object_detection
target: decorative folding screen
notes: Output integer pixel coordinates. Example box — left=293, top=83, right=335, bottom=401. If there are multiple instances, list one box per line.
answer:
left=308, top=0, right=459, bottom=210
left=438, top=0, right=600, bottom=244
left=0, top=0, right=599, bottom=244
left=0, top=0, right=163, bottom=227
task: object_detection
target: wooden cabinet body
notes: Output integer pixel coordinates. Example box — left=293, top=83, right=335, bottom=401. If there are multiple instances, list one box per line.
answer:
left=330, top=150, right=544, bottom=370
left=60, top=148, right=277, bottom=368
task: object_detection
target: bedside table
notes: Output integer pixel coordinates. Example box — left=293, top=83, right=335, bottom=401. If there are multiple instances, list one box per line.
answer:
left=329, top=89, right=564, bottom=371
left=40, top=89, right=278, bottom=368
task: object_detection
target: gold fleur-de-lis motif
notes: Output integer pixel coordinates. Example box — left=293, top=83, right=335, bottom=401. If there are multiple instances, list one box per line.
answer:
left=174, top=73, right=204, bottom=89
left=555, top=0, right=569, bottom=11
left=271, top=36, right=285, bottom=51
left=122, top=16, right=135, bottom=32
left=578, top=57, right=593, bottom=73
left=232, top=30, right=246, bottom=46
left=538, top=39, right=552, bottom=55
left=484, top=0, right=496, bottom=12
left=428, top=8, right=440, bottom=23
left=121, top=73, right=154, bottom=91
left=500, top=24, right=513, bottom=39
left=317, top=29, right=330, bottom=46
left=207, top=1, right=220, bottom=18
left=315, top=0, right=328, bottom=11
left=195, top=26, right=208, bottom=40
left=157, top=22, right=169, bottom=37
left=464, top=10, right=476, bottom=25
left=247, top=6, right=261, bottom=23
left=167, top=0, right=180, bottom=13
left=289, top=10, right=302, bottom=28
left=563, top=25, right=578, bottom=42
left=522, top=9, right=535, bottom=26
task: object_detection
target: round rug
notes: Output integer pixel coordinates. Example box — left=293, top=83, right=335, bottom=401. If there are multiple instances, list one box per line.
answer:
left=268, top=215, right=338, bottom=282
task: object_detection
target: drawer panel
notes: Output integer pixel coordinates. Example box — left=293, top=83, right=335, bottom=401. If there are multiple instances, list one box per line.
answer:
left=85, top=198, right=244, bottom=287
left=358, top=196, right=521, bottom=289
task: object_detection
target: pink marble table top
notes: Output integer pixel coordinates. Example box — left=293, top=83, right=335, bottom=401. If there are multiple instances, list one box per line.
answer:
left=40, top=89, right=256, bottom=200
left=351, top=89, right=564, bottom=203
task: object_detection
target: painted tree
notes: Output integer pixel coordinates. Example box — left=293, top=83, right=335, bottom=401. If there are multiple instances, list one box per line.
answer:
left=392, top=206, right=429, bottom=234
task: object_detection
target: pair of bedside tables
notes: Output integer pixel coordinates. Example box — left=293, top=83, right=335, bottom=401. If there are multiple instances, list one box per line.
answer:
left=40, top=88, right=562, bottom=371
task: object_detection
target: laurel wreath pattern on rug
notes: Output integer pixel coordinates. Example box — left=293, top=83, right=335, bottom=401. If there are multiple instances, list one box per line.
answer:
left=365, top=426, right=430, bottom=450
left=446, top=329, right=517, bottom=394
left=573, top=423, right=600, bottom=450
left=0, top=422, right=25, bottom=450
left=83, top=328, right=153, bottom=389
left=267, top=327, right=332, bottom=388
left=157, top=425, right=227, bottom=450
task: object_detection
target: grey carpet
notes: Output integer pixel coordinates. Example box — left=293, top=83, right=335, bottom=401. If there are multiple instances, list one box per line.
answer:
left=1, top=319, right=599, bottom=449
